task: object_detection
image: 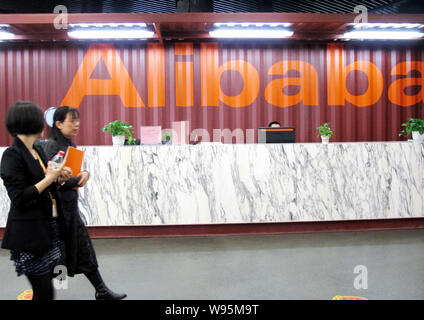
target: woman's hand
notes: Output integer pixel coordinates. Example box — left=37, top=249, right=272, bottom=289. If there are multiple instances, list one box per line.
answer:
left=57, top=166, right=73, bottom=184
left=35, top=161, right=66, bottom=193
left=76, top=171, right=90, bottom=187
left=45, top=161, right=65, bottom=182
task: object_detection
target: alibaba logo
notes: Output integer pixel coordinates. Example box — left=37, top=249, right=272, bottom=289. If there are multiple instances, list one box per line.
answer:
left=61, top=42, right=424, bottom=109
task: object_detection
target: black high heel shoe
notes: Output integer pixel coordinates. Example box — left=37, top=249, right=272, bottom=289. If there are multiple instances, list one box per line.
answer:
left=95, top=283, right=127, bottom=300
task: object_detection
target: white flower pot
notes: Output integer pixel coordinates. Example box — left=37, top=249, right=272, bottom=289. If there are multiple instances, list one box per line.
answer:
left=412, top=131, right=424, bottom=142
left=112, top=135, right=125, bottom=146
left=321, top=136, right=330, bottom=144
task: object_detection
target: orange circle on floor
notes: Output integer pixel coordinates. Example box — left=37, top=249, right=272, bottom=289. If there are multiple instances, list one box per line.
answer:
left=332, top=295, right=367, bottom=300
left=17, top=289, right=33, bottom=300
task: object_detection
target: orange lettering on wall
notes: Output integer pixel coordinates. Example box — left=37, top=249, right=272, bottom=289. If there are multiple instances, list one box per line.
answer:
left=326, top=43, right=345, bottom=106
left=264, top=60, right=318, bottom=108
left=175, top=43, right=194, bottom=107
left=327, top=44, right=383, bottom=107
left=61, top=43, right=144, bottom=108
left=200, top=42, right=220, bottom=107
left=200, top=43, right=259, bottom=108
left=218, top=60, right=260, bottom=108
left=344, top=61, right=383, bottom=107
left=388, top=61, right=424, bottom=107
left=147, top=43, right=165, bottom=107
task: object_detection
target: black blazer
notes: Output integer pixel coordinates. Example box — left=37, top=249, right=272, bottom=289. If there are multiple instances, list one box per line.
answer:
left=0, top=137, right=64, bottom=254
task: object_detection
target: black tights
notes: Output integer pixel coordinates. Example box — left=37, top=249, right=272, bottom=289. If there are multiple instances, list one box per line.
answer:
left=26, top=273, right=54, bottom=300
left=26, top=270, right=103, bottom=299
left=84, top=269, right=103, bottom=289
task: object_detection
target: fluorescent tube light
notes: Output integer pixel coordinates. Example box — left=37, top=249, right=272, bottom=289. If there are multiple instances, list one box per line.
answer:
left=353, top=23, right=423, bottom=29
left=0, top=30, right=14, bottom=40
left=343, top=30, right=424, bottom=40
left=68, top=29, right=154, bottom=39
left=209, top=29, right=293, bottom=38
left=69, top=23, right=147, bottom=28
left=213, top=23, right=291, bottom=28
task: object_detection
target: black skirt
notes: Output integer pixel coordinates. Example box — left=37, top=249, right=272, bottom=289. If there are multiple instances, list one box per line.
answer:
left=10, top=219, right=65, bottom=277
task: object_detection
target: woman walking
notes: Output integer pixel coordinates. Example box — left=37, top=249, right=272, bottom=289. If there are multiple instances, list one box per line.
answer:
left=1, top=101, right=70, bottom=300
left=40, top=106, right=126, bottom=300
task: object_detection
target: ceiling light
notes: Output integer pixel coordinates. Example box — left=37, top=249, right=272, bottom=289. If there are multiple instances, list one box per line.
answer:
left=353, top=23, right=423, bottom=29
left=0, top=30, right=14, bottom=40
left=67, top=23, right=152, bottom=39
left=68, top=29, right=154, bottom=39
left=209, top=29, right=293, bottom=38
left=213, top=22, right=291, bottom=28
left=210, top=22, right=293, bottom=38
left=343, top=30, right=424, bottom=40
left=69, top=23, right=147, bottom=28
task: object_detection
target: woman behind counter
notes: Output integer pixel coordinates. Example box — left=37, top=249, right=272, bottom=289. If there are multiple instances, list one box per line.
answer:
left=40, top=106, right=126, bottom=300
left=1, top=101, right=70, bottom=300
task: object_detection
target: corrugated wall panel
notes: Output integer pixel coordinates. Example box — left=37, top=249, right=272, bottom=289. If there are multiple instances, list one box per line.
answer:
left=0, top=41, right=423, bottom=146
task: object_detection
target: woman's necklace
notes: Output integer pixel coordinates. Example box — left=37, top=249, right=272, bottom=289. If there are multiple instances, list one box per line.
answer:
left=30, top=148, right=38, bottom=159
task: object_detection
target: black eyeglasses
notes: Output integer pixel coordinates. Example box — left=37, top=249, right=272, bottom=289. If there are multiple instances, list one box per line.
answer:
left=64, top=119, right=80, bottom=124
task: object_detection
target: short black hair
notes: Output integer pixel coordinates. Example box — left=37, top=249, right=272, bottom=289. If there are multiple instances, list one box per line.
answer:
left=268, top=121, right=281, bottom=127
left=5, top=101, right=44, bottom=137
left=48, top=106, right=79, bottom=141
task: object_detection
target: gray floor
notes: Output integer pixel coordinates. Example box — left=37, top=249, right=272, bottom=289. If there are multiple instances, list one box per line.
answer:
left=0, top=229, right=423, bottom=300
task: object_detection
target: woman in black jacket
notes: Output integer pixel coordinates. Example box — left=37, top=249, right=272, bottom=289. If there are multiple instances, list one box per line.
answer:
left=1, top=101, right=71, bottom=300
left=40, top=106, right=126, bottom=300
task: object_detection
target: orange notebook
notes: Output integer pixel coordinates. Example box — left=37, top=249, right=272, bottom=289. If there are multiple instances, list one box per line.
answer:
left=64, top=146, right=84, bottom=177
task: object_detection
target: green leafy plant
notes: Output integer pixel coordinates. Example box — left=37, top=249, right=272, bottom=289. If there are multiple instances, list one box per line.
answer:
left=399, top=118, right=424, bottom=137
left=317, top=122, right=333, bottom=138
left=162, top=130, right=172, bottom=143
left=102, top=120, right=136, bottom=145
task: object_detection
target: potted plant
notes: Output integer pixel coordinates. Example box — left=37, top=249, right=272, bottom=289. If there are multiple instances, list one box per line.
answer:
left=317, top=122, right=333, bottom=144
left=399, top=118, right=424, bottom=142
left=102, top=120, right=136, bottom=146
left=162, top=131, right=172, bottom=144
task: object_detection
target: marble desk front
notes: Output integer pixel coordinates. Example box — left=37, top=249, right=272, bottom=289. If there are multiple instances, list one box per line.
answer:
left=0, top=142, right=423, bottom=227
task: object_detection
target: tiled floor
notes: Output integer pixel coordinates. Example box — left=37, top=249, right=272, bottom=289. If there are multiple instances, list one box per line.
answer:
left=1, top=229, right=423, bottom=300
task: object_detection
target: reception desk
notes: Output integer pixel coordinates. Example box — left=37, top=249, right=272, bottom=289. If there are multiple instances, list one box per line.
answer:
left=1, top=142, right=423, bottom=236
